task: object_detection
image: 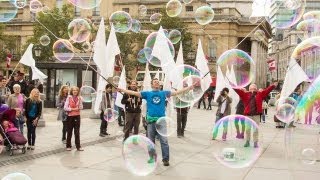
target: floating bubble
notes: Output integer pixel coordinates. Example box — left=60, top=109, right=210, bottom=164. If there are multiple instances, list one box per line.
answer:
left=137, top=48, right=150, bottom=64
left=0, top=104, right=9, bottom=114
left=0, top=0, right=18, bottom=23
left=284, top=0, right=302, bottom=10
left=144, top=32, right=175, bottom=67
left=296, top=19, right=320, bottom=38
left=103, top=108, right=119, bottom=122
left=39, top=35, right=50, bottom=46
left=170, top=96, right=192, bottom=108
left=291, top=36, right=320, bottom=60
left=177, top=75, right=204, bottom=103
left=217, top=49, right=255, bottom=88
left=1, top=172, right=32, bottom=180
left=113, top=76, right=120, bottom=86
left=131, top=19, right=141, bottom=33
left=122, top=135, right=157, bottom=176
left=80, top=86, right=96, bottom=103
left=163, top=29, right=169, bottom=38
left=82, top=41, right=91, bottom=52
left=41, top=6, right=50, bottom=14
left=15, top=0, right=27, bottom=9
left=109, top=11, right=132, bottom=33
left=275, top=104, right=295, bottom=124
left=249, top=16, right=260, bottom=24
left=169, top=64, right=201, bottom=89
left=253, top=30, right=265, bottom=41
left=303, top=10, right=320, bottom=20
left=212, top=115, right=263, bottom=168
left=183, top=0, right=193, bottom=4
left=301, top=148, right=317, bottom=164
left=68, top=0, right=101, bottom=10
left=29, top=0, right=42, bottom=13
left=155, top=117, right=176, bottom=137
left=68, top=18, right=92, bottom=43
left=150, top=13, right=162, bottom=25
left=53, top=39, right=74, bottom=63
left=138, top=5, right=147, bottom=16
left=265, top=0, right=306, bottom=29
left=166, top=0, right=182, bottom=17
left=168, top=30, right=181, bottom=44
left=195, top=6, right=214, bottom=25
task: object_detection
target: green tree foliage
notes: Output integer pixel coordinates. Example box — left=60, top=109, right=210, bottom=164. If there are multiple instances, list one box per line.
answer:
left=0, top=24, right=18, bottom=61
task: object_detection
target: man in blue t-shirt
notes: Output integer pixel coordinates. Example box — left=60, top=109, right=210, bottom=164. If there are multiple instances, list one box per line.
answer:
left=118, top=78, right=194, bottom=166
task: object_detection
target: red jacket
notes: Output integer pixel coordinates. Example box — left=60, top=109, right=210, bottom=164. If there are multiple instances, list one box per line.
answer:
left=234, top=85, right=275, bottom=115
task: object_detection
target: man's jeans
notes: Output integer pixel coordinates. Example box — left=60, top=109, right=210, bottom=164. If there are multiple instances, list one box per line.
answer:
left=147, top=122, right=170, bottom=161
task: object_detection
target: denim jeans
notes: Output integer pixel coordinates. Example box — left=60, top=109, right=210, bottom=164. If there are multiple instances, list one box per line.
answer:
left=147, top=122, right=170, bottom=161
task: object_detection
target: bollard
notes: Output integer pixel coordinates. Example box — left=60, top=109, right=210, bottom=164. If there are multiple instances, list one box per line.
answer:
left=89, top=92, right=100, bottom=119
left=37, top=93, right=45, bottom=127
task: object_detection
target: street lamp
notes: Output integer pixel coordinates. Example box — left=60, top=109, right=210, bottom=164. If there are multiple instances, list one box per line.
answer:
left=33, top=45, right=42, bottom=57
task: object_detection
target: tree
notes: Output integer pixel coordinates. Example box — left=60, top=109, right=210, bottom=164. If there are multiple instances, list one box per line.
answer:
left=0, top=24, right=18, bottom=62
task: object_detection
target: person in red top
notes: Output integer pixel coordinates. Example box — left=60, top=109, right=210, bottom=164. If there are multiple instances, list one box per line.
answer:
left=64, top=86, right=84, bottom=151
left=234, top=82, right=278, bottom=148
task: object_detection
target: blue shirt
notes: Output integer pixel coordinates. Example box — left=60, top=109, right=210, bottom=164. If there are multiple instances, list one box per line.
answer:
left=141, top=90, right=171, bottom=122
left=28, top=102, right=37, bottom=118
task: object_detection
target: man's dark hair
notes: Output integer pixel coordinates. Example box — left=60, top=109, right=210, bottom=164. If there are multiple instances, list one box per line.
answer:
left=222, top=87, right=229, bottom=93
left=105, top=84, right=113, bottom=89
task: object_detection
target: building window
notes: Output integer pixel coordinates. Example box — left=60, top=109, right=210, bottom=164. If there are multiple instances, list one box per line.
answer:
left=208, top=39, right=217, bottom=60
left=186, top=6, right=193, bottom=12
left=122, top=8, right=129, bottom=13
left=56, top=0, right=63, bottom=9
left=93, top=0, right=100, bottom=16
left=74, top=6, right=80, bottom=17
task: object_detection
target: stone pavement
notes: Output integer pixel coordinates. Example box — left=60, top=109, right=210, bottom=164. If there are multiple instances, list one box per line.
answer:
left=0, top=107, right=319, bottom=180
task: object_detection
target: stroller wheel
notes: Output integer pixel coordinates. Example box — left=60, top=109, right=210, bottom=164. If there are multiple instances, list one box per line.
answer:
left=9, top=150, right=13, bottom=156
left=22, top=147, right=26, bottom=154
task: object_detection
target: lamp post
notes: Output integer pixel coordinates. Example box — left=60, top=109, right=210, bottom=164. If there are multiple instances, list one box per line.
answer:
left=33, top=45, right=46, bottom=127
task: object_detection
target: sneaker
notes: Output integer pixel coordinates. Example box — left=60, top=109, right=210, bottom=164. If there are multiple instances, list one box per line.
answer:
left=102, top=132, right=110, bottom=136
left=236, top=133, right=241, bottom=139
left=147, top=158, right=155, bottom=164
left=222, top=132, right=227, bottom=141
left=66, top=148, right=72, bottom=151
left=132, top=137, right=139, bottom=145
left=99, top=133, right=105, bottom=137
left=77, top=148, right=84, bottom=151
left=254, top=142, right=259, bottom=148
left=177, top=135, right=182, bottom=138
left=31, top=146, right=35, bottom=150
left=162, top=160, right=170, bottom=166
left=240, top=133, right=244, bottom=139
left=244, top=141, right=250, bottom=147
left=62, top=140, right=66, bottom=144
left=27, top=146, right=31, bottom=150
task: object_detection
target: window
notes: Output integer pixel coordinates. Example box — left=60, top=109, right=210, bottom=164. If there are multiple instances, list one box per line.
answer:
left=56, top=0, right=63, bottom=9
left=186, top=6, right=193, bottom=12
left=208, top=39, right=217, bottom=60
left=122, top=8, right=129, bottom=13
left=93, top=0, right=100, bottom=16
left=74, top=6, right=80, bottom=17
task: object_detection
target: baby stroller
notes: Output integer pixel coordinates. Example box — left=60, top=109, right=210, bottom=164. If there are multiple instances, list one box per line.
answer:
left=0, top=109, right=27, bottom=156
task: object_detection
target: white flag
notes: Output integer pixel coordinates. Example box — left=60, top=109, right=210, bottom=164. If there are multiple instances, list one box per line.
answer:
left=195, top=39, right=212, bottom=91
left=152, top=26, right=175, bottom=75
left=115, top=66, right=126, bottom=109
left=93, top=19, right=120, bottom=114
left=141, top=63, right=152, bottom=116
left=154, top=70, right=160, bottom=80
left=281, top=58, right=309, bottom=98
left=20, top=44, right=35, bottom=67
left=31, top=66, right=47, bottom=81
left=176, top=42, right=184, bottom=66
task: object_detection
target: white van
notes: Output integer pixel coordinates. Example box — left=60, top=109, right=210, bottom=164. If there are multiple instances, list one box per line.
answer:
left=135, top=71, right=165, bottom=87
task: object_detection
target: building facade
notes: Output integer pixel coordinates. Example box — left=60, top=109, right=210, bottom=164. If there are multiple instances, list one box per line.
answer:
left=1, top=0, right=271, bottom=99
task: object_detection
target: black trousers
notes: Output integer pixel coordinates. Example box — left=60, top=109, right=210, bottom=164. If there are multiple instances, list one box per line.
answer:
left=26, top=118, right=37, bottom=146
left=207, top=97, right=212, bottom=110
left=197, top=98, right=206, bottom=109
left=124, top=112, right=141, bottom=140
left=62, top=121, right=67, bottom=141
left=177, top=113, right=188, bottom=136
left=100, top=111, right=108, bottom=133
left=66, top=115, right=81, bottom=149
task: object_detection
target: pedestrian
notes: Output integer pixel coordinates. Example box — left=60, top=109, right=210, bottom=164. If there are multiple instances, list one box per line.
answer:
left=261, top=99, right=268, bottom=123
left=197, top=94, right=206, bottom=109
left=176, top=105, right=189, bottom=138
left=56, top=85, right=69, bottom=144
left=212, top=87, right=232, bottom=140
left=234, top=82, right=278, bottom=148
left=0, top=77, right=9, bottom=103
left=25, top=88, right=42, bottom=150
left=99, top=84, right=113, bottom=137
left=235, top=100, right=245, bottom=139
left=121, top=80, right=142, bottom=141
left=207, top=89, right=213, bottom=110
left=118, top=78, right=195, bottom=166
left=7, top=84, right=26, bottom=134
left=25, top=80, right=35, bottom=97
left=64, top=86, right=84, bottom=151
left=8, top=71, right=27, bottom=95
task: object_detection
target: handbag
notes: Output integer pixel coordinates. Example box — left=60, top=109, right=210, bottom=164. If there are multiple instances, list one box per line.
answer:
left=57, top=109, right=67, bottom=121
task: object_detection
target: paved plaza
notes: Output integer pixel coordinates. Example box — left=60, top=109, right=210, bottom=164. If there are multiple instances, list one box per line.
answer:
left=0, top=107, right=319, bottom=180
